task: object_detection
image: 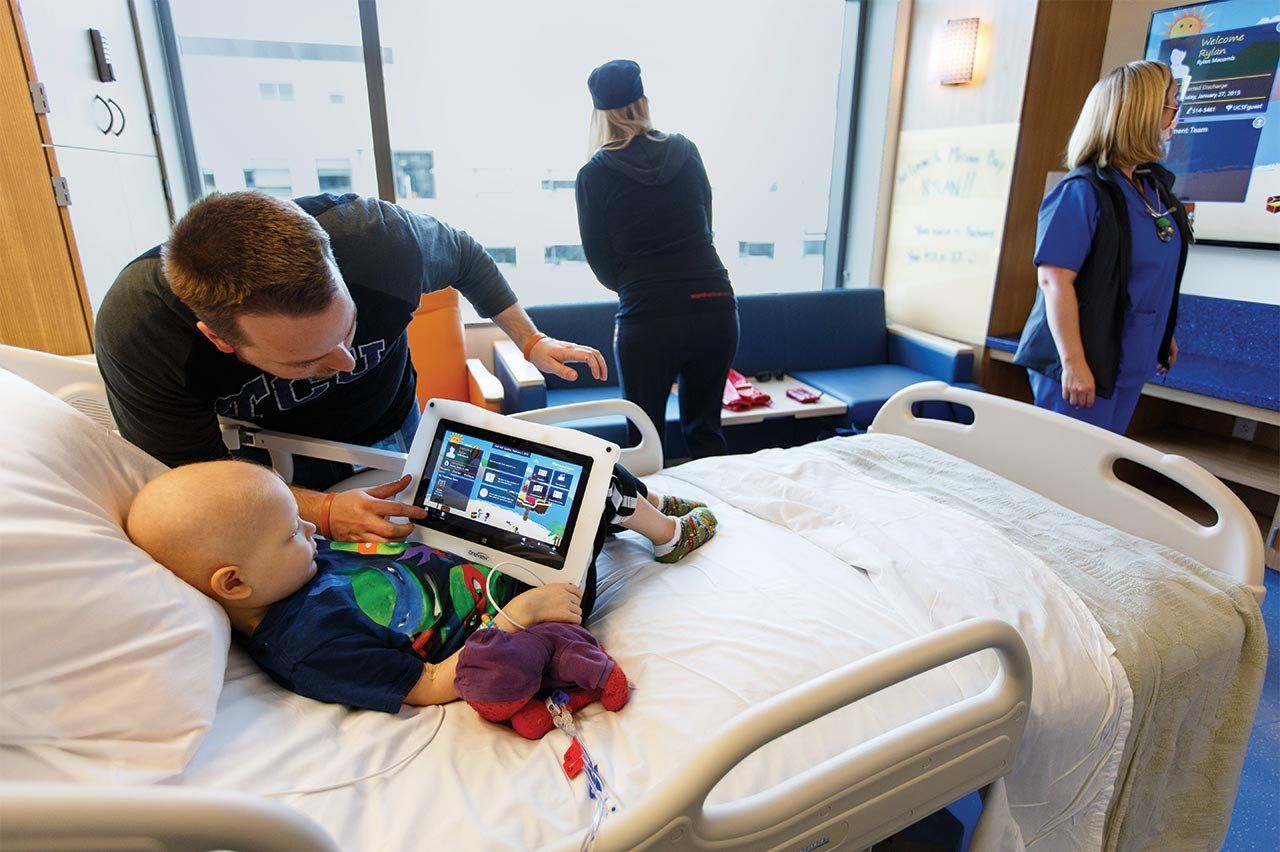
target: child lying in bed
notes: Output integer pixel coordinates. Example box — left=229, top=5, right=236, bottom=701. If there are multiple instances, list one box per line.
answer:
left=126, top=460, right=714, bottom=713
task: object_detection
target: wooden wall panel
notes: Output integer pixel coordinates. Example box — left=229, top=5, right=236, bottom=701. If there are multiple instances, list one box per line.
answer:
left=0, top=0, right=92, bottom=354
left=987, top=0, right=1112, bottom=339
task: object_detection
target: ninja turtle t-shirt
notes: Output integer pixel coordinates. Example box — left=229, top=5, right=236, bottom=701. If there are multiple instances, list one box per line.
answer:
left=240, top=541, right=523, bottom=713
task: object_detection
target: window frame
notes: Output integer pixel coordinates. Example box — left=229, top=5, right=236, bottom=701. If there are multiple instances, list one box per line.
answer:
left=154, top=0, right=871, bottom=289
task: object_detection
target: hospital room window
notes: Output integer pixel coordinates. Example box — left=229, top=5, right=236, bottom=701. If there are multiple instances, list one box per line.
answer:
left=158, top=1, right=862, bottom=306
left=393, top=151, right=435, bottom=199
left=161, top=0, right=381, bottom=207
left=243, top=167, right=292, bottom=197
left=316, top=159, right=353, bottom=194
left=201, top=171, right=216, bottom=194
left=373, top=0, right=853, bottom=307
left=803, top=237, right=826, bottom=256
left=485, top=247, right=517, bottom=265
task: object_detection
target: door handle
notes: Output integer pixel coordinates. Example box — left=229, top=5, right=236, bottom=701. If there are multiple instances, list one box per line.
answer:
left=106, top=98, right=125, bottom=136
left=93, top=94, right=114, bottom=135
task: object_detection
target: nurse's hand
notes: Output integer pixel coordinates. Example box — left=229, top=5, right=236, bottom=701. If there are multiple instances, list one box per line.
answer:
left=328, top=476, right=428, bottom=542
left=528, top=336, right=608, bottom=383
left=1061, top=359, right=1097, bottom=408
left=1157, top=338, right=1179, bottom=375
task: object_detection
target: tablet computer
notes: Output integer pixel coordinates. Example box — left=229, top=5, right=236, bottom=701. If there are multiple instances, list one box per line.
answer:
left=401, top=399, right=620, bottom=589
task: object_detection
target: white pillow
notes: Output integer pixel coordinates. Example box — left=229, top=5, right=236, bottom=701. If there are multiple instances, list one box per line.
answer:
left=0, top=369, right=229, bottom=783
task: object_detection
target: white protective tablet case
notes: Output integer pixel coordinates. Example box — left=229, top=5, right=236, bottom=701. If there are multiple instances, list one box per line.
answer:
left=401, top=399, right=620, bottom=589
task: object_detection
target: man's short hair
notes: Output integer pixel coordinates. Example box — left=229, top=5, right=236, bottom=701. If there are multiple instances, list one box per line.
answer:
left=161, top=192, right=339, bottom=342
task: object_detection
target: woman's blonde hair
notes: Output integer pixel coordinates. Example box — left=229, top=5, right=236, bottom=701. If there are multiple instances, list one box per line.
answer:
left=1066, top=60, right=1172, bottom=170
left=590, top=96, right=668, bottom=152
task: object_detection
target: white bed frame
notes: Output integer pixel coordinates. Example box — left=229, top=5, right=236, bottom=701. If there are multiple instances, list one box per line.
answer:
left=0, top=347, right=1262, bottom=851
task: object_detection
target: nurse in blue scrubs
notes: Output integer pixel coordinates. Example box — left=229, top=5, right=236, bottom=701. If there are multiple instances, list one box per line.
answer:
left=1013, top=60, right=1192, bottom=434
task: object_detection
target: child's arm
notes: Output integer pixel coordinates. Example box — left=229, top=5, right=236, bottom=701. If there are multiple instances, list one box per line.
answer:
left=403, top=584, right=583, bottom=706
left=405, top=652, right=462, bottom=706
left=497, top=583, right=583, bottom=631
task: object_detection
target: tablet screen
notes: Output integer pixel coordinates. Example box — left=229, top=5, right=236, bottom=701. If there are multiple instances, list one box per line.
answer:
left=410, top=418, right=596, bottom=571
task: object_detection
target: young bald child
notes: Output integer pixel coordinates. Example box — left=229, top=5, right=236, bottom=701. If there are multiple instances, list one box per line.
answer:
left=126, top=460, right=714, bottom=712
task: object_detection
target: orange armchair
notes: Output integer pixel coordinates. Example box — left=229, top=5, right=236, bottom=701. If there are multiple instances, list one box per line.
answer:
left=406, top=287, right=504, bottom=412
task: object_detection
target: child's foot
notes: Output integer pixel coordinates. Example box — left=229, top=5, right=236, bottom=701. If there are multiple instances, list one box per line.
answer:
left=653, top=507, right=717, bottom=564
left=600, top=662, right=630, bottom=712
left=657, top=493, right=707, bottom=517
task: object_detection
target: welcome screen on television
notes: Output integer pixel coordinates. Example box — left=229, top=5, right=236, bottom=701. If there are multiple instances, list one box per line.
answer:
left=1145, top=0, right=1280, bottom=246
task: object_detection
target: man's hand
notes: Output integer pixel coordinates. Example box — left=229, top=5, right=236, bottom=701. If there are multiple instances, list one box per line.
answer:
left=500, top=583, right=583, bottom=629
left=328, top=475, right=427, bottom=542
left=528, top=336, right=608, bottom=383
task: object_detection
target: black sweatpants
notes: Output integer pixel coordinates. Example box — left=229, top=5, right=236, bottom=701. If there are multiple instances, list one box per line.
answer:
left=614, top=309, right=739, bottom=459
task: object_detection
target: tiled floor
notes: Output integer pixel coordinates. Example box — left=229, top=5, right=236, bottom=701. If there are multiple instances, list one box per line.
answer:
left=949, top=568, right=1278, bottom=850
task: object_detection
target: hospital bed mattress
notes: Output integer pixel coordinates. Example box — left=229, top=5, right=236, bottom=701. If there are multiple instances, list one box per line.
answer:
left=172, top=435, right=1263, bottom=851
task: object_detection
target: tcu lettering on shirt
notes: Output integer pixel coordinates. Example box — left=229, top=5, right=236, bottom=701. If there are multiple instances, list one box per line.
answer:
left=215, top=339, right=386, bottom=420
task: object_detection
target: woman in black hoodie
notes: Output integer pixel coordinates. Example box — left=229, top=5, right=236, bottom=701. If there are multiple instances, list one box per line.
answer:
left=575, top=59, right=738, bottom=459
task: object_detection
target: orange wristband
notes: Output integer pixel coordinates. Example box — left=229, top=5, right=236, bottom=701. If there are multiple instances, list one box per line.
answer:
left=522, top=332, right=547, bottom=362
left=319, top=492, right=337, bottom=540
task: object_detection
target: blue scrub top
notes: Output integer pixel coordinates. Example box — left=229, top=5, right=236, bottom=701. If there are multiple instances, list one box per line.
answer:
left=1034, top=171, right=1182, bottom=384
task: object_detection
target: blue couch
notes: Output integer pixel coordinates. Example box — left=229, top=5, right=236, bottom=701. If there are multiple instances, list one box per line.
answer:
left=493, top=289, right=980, bottom=459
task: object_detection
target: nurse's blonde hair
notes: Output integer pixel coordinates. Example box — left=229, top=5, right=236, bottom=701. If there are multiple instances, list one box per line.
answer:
left=1066, top=60, right=1172, bottom=170
left=590, top=96, right=668, bottom=152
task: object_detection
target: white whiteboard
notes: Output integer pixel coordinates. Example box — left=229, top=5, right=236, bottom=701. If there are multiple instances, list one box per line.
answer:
left=883, top=122, right=1019, bottom=344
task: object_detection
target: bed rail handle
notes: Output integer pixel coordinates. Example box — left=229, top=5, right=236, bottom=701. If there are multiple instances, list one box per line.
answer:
left=511, top=398, right=664, bottom=477
left=0, top=781, right=339, bottom=852
left=585, top=617, right=1031, bottom=852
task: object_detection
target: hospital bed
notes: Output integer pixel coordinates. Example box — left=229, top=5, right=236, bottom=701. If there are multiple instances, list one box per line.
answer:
left=0, top=345, right=1266, bottom=852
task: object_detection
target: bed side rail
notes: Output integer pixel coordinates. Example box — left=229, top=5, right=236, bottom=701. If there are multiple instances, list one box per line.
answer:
left=0, top=781, right=338, bottom=852
left=870, top=382, right=1265, bottom=603
left=221, top=396, right=663, bottom=491
left=574, top=617, right=1031, bottom=852
left=510, top=398, right=663, bottom=477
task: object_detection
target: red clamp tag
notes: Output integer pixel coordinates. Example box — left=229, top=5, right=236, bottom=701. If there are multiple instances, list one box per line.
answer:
left=562, top=738, right=585, bottom=779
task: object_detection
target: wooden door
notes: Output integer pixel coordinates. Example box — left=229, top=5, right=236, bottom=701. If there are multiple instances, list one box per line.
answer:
left=0, top=0, right=93, bottom=354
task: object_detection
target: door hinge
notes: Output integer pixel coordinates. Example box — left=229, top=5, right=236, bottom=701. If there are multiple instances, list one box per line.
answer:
left=29, top=81, right=50, bottom=114
left=51, top=176, right=71, bottom=207
left=149, top=111, right=160, bottom=137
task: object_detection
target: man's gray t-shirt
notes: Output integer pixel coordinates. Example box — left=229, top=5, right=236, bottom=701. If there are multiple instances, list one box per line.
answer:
left=95, top=194, right=517, bottom=468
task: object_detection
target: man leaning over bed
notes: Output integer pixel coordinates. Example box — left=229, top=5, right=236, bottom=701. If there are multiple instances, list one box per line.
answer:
left=95, top=191, right=610, bottom=542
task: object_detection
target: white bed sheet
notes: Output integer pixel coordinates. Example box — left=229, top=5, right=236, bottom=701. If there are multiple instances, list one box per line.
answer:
left=174, top=458, right=1129, bottom=851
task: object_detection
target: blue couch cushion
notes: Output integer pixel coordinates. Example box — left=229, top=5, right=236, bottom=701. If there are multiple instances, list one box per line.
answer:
left=543, top=386, right=681, bottom=450
left=735, top=290, right=889, bottom=376
left=791, top=364, right=937, bottom=428
left=524, top=302, right=620, bottom=391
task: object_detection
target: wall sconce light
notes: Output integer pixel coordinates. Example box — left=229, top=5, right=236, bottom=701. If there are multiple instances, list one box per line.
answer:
left=937, top=17, right=981, bottom=85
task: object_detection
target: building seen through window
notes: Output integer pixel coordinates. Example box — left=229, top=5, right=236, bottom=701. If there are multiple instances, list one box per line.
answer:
left=485, top=247, right=517, bottom=265
left=317, top=159, right=353, bottom=194
left=545, top=245, right=586, bottom=265
left=243, top=167, right=292, bottom=197
left=166, top=1, right=848, bottom=310
left=739, top=241, right=775, bottom=259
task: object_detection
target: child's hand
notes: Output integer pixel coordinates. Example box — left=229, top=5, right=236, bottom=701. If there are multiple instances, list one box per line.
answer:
left=503, top=584, right=583, bottom=629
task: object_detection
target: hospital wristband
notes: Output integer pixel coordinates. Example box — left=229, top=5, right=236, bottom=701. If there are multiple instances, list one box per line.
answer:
left=522, top=332, right=548, bottom=362
left=319, top=491, right=337, bottom=540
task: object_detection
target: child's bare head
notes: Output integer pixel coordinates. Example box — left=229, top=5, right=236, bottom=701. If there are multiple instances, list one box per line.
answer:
left=126, top=460, right=318, bottom=610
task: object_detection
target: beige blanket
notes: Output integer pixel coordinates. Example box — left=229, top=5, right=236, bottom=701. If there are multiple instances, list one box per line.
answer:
left=672, top=434, right=1266, bottom=851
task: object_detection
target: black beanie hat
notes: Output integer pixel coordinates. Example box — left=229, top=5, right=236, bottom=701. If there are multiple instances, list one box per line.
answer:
left=587, top=59, right=644, bottom=110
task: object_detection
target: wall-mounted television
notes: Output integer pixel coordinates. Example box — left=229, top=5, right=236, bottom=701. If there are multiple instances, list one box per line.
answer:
left=1146, top=0, right=1280, bottom=248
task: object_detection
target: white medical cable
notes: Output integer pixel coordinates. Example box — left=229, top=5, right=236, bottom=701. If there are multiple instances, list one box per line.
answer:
left=487, top=561, right=527, bottom=631
left=261, top=709, right=445, bottom=797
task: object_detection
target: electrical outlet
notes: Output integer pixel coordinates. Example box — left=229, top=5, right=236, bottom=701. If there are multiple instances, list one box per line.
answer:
left=1231, top=417, right=1257, bottom=441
